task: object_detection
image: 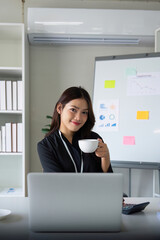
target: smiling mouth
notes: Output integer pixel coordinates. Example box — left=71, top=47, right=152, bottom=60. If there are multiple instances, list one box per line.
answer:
left=72, top=121, right=81, bottom=126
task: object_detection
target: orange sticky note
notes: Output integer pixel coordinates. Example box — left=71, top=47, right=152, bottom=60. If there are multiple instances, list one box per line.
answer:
left=137, top=111, right=149, bottom=120
left=123, top=136, right=135, bottom=145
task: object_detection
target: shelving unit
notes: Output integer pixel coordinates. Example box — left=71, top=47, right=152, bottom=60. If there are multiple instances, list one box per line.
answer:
left=0, top=23, right=27, bottom=197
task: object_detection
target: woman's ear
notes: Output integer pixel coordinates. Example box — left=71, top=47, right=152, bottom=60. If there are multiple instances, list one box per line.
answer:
left=56, top=103, right=62, bottom=114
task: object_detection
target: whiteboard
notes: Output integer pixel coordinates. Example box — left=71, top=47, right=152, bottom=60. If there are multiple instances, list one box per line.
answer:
left=93, top=53, right=160, bottom=164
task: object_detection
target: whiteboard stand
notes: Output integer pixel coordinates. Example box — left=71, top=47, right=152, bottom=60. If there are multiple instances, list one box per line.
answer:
left=111, top=161, right=160, bottom=197
left=154, top=28, right=160, bottom=199
left=129, top=168, right=131, bottom=197
left=93, top=52, right=160, bottom=197
left=153, top=170, right=160, bottom=197
left=155, top=27, right=160, bottom=52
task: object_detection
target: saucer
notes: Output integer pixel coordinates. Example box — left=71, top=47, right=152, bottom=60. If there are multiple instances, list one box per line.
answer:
left=0, top=209, right=11, bottom=220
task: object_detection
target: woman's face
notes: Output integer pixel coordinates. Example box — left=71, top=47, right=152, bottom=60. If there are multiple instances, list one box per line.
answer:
left=57, top=98, right=88, bottom=136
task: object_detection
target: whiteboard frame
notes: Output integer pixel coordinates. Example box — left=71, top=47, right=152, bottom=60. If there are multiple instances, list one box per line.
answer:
left=93, top=52, right=160, bottom=165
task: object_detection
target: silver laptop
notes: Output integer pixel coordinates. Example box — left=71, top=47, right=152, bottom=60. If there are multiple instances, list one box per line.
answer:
left=27, top=173, right=123, bottom=232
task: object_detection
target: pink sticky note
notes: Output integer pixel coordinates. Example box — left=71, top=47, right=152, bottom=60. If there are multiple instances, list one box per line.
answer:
left=123, top=136, right=135, bottom=145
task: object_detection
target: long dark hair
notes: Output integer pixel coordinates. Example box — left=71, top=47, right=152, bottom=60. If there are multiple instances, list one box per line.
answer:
left=46, top=86, right=95, bottom=138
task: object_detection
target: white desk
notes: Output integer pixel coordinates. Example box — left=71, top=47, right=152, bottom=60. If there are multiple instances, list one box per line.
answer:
left=0, top=197, right=160, bottom=240
left=0, top=197, right=29, bottom=240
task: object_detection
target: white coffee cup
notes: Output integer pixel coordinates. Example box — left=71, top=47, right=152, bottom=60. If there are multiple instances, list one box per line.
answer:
left=78, top=139, right=99, bottom=153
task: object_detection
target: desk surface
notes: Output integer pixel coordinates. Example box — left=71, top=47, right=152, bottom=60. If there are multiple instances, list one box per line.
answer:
left=0, top=197, right=160, bottom=240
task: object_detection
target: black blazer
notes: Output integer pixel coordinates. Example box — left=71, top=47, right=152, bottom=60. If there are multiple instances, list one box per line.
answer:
left=37, top=129, right=113, bottom=173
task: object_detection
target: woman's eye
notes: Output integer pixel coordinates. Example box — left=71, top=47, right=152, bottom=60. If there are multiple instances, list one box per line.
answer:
left=82, top=111, right=88, bottom=115
left=70, top=108, right=76, bottom=112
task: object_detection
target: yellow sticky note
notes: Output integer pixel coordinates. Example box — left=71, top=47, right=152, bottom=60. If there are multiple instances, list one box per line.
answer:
left=104, top=80, right=115, bottom=88
left=137, top=111, right=149, bottom=120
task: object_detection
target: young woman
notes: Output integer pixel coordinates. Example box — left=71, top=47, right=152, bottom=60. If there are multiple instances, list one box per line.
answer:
left=37, top=86, right=113, bottom=173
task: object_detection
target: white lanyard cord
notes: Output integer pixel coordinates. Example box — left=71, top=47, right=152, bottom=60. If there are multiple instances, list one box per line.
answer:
left=59, top=130, right=83, bottom=173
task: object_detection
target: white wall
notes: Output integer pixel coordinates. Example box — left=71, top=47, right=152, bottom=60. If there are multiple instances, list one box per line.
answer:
left=0, top=0, right=160, bottom=197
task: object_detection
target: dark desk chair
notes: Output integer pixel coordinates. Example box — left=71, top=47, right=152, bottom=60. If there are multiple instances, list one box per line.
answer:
left=123, top=193, right=128, bottom=197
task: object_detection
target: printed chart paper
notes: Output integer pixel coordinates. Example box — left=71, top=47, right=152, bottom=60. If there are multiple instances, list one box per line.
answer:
left=95, top=99, right=119, bottom=131
left=127, top=72, right=160, bottom=96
